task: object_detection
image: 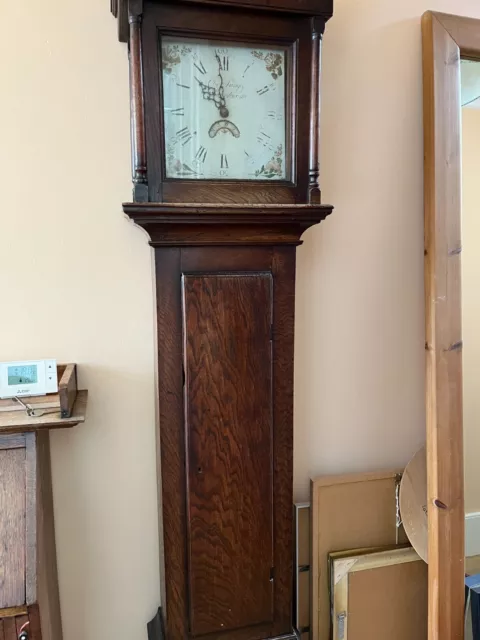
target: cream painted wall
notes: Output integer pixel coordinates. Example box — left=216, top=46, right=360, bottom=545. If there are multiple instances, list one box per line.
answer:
left=2, top=0, right=480, bottom=638
left=462, top=107, right=480, bottom=515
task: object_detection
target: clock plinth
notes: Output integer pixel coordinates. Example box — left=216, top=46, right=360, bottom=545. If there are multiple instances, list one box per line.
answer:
left=147, top=608, right=165, bottom=640
left=112, top=0, right=333, bottom=638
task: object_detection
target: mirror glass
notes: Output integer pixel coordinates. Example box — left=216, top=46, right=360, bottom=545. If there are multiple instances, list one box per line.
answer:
left=461, top=58, right=480, bottom=575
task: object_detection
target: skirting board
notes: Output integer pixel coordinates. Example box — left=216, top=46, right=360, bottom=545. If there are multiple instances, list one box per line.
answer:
left=466, top=512, right=480, bottom=558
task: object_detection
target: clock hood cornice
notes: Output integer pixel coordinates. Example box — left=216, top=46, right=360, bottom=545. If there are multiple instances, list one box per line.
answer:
left=123, top=202, right=333, bottom=246
left=112, top=0, right=334, bottom=43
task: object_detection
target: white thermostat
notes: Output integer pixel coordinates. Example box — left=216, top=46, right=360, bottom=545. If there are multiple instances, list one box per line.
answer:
left=0, top=359, right=58, bottom=398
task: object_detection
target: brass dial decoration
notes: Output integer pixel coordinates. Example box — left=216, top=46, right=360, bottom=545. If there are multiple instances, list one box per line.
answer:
left=161, top=36, right=288, bottom=180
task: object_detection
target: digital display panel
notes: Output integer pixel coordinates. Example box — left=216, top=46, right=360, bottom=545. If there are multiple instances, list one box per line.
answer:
left=8, top=364, right=38, bottom=385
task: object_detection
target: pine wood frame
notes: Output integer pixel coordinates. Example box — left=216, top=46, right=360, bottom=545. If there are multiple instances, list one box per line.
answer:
left=330, top=547, right=425, bottom=640
left=422, top=10, right=480, bottom=639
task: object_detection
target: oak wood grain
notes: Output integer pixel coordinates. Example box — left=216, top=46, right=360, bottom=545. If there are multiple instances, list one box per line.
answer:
left=35, top=432, right=63, bottom=640
left=0, top=447, right=26, bottom=609
left=15, top=615, right=29, bottom=636
left=57, top=364, right=78, bottom=419
left=0, top=608, right=27, bottom=619
left=124, top=203, right=333, bottom=248
left=183, top=274, right=274, bottom=636
left=2, top=619, right=15, bottom=640
left=155, top=249, right=189, bottom=640
left=114, top=0, right=333, bottom=44
left=0, top=391, right=87, bottom=435
left=115, top=0, right=335, bottom=635
left=27, top=604, right=42, bottom=640
left=0, top=436, right=26, bottom=450
left=422, top=11, right=469, bottom=640
left=270, top=248, right=296, bottom=635
left=155, top=247, right=301, bottom=638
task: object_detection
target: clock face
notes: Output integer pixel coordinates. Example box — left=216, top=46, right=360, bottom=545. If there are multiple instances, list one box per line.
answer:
left=160, top=36, right=289, bottom=181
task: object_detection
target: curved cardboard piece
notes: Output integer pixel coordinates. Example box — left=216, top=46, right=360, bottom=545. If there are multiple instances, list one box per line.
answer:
left=400, top=445, right=428, bottom=563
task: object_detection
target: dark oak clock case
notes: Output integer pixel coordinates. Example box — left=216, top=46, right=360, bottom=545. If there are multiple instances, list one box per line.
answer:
left=112, top=1, right=333, bottom=638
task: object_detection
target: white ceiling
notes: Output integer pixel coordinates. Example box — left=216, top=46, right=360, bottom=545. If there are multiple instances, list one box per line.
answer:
left=462, top=60, right=480, bottom=109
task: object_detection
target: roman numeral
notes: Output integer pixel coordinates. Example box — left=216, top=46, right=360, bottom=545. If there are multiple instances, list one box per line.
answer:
left=176, top=82, right=190, bottom=90
left=218, top=56, right=229, bottom=71
left=221, top=154, right=229, bottom=169
left=171, top=107, right=184, bottom=116
left=195, top=146, right=208, bottom=163
left=176, top=126, right=189, bottom=138
left=175, top=126, right=195, bottom=146
left=259, top=131, right=271, bottom=139
left=257, top=85, right=270, bottom=95
left=244, top=150, right=250, bottom=157
left=194, top=60, right=207, bottom=75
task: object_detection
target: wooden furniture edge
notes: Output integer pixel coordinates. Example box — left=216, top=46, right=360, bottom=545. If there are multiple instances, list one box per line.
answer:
left=428, top=11, right=480, bottom=57
left=310, top=477, right=320, bottom=639
left=422, top=10, right=467, bottom=640
left=331, top=547, right=421, bottom=640
left=333, top=546, right=420, bottom=581
left=112, top=0, right=334, bottom=43
left=58, top=364, right=78, bottom=418
left=332, top=565, right=348, bottom=640
left=0, top=390, right=88, bottom=434
left=0, top=606, right=28, bottom=619
left=310, top=469, right=404, bottom=488
left=124, top=203, right=334, bottom=246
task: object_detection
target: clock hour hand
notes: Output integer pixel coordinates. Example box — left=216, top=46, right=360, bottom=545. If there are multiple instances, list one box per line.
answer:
left=214, top=54, right=229, bottom=119
left=195, top=75, right=229, bottom=118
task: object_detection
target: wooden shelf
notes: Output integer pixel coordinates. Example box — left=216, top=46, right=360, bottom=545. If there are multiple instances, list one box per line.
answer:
left=0, top=390, right=88, bottom=435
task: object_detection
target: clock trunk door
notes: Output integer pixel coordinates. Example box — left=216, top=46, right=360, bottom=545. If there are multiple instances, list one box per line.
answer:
left=183, top=273, right=274, bottom=637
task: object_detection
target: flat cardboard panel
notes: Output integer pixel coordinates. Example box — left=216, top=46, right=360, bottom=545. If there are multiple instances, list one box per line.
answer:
left=0, top=447, right=26, bottom=609
left=311, top=471, right=406, bottom=640
left=295, top=503, right=311, bottom=633
left=298, top=570, right=310, bottom=630
left=346, top=557, right=427, bottom=638
left=298, top=505, right=311, bottom=566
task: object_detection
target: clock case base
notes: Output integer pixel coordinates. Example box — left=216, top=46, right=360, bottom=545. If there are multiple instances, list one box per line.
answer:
left=147, top=609, right=299, bottom=640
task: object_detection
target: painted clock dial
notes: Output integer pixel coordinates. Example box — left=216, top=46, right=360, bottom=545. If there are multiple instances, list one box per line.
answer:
left=161, top=36, right=289, bottom=181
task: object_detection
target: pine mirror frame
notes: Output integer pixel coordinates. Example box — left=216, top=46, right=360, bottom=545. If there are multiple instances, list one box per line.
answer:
left=422, top=10, right=480, bottom=639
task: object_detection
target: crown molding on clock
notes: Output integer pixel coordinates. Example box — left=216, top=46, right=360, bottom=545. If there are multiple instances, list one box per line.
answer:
left=112, top=0, right=334, bottom=43
left=123, top=202, right=333, bottom=246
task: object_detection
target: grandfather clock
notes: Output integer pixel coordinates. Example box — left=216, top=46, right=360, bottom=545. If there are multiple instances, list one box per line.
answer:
left=112, top=0, right=333, bottom=638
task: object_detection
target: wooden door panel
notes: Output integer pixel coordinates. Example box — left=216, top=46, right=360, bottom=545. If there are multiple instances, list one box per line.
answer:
left=2, top=618, right=15, bottom=640
left=183, top=273, right=274, bottom=637
left=0, top=448, right=26, bottom=609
